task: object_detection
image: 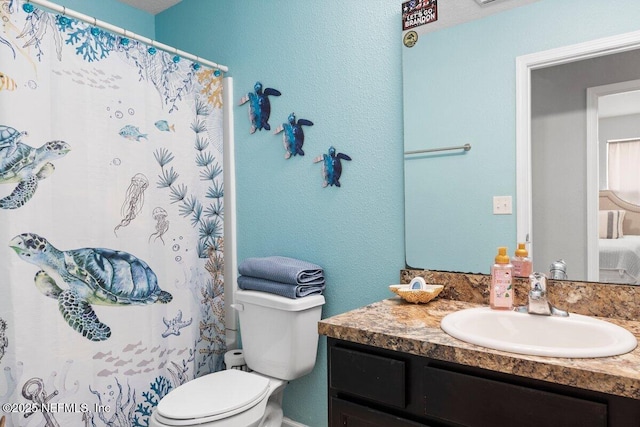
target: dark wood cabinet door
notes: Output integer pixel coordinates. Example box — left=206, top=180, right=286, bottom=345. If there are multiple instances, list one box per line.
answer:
left=422, top=365, right=607, bottom=427
left=330, top=398, right=429, bottom=427
left=329, top=346, right=406, bottom=408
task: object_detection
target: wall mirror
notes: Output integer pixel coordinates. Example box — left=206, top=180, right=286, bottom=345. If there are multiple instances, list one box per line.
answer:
left=517, top=34, right=640, bottom=285
left=403, top=1, right=640, bottom=285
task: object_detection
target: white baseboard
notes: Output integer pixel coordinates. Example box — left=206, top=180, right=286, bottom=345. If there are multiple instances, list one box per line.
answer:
left=282, top=417, right=309, bottom=427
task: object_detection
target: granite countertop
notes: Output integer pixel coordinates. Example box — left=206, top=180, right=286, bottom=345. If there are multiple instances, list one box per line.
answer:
left=318, top=297, right=640, bottom=400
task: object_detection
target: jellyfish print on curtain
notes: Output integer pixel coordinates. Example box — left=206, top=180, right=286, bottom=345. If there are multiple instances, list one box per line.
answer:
left=0, top=2, right=226, bottom=426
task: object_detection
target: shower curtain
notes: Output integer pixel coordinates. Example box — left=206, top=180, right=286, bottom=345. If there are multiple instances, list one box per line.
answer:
left=0, top=2, right=226, bottom=426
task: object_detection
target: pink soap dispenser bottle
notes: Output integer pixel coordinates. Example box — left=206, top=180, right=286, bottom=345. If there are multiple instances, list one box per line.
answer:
left=490, top=247, right=514, bottom=310
left=512, top=243, right=532, bottom=278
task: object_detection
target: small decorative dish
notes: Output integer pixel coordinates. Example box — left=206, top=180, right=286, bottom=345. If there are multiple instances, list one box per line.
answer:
left=389, top=283, right=444, bottom=304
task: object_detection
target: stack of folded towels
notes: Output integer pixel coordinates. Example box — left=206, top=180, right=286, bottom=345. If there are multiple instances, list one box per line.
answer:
left=237, top=256, right=325, bottom=299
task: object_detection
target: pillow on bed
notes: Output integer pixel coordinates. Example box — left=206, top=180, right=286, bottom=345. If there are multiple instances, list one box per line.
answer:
left=599, top=210, right=626, bottom=239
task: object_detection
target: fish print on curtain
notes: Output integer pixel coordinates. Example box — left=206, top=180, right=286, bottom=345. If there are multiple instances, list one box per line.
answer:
left=0, top=1, right=226, bottom=426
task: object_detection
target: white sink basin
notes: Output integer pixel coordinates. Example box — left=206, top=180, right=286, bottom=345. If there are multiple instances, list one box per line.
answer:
left=441, top=307, right=637, bottom=358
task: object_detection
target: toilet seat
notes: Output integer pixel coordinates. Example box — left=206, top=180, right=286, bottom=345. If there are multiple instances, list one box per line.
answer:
left=154, top=370, right=270, bottom=425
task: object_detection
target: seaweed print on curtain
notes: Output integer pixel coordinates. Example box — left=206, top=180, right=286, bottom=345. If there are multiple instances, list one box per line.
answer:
left=0, top=2, right=226, bottom=426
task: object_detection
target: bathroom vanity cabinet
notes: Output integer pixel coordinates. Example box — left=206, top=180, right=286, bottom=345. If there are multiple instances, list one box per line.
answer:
left=320, top=273, right=640, bottom=426
left=327, top=338, right=640, bottom=427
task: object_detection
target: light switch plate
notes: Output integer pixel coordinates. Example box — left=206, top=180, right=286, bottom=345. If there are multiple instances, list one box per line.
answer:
left=493, top=196, right=512, bottom=215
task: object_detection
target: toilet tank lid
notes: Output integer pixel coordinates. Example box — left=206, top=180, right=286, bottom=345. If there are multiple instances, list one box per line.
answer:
left=235, top=290, right=325, bottom=311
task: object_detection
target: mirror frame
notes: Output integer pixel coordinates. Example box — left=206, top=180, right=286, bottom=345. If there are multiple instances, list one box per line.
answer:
left=516, top=29, right=640, bottom=281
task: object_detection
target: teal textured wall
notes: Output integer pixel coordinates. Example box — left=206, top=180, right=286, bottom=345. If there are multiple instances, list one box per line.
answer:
left=156, top=1, right=405, bottom=426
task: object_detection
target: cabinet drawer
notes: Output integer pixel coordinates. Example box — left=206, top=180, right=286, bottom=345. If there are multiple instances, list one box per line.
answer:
left=330, top=397, right=428, bottom=427
left=330, top=346, right=406, bottom=408
left=423, top=366, right=607, bottom=427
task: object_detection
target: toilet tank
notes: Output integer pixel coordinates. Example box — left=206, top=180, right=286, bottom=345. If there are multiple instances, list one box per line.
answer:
left=234, top=290, right=325, bottom=381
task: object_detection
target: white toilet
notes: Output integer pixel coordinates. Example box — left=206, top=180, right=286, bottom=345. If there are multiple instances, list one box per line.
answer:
left=150, top=289, right=325, bottom=427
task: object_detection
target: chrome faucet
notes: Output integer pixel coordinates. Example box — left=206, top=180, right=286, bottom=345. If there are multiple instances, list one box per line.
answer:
left=549, top=259, right=567, bottom=280
left=514, top=272, right=569, bottom=317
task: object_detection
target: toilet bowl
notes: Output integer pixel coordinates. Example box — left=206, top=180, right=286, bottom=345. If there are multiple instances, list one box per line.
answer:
left=149, top=290, right=325, bottom=427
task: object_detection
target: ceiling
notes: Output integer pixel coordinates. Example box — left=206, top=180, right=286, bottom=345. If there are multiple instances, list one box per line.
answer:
left=117, top=0, right=181, bottom=15
left=409, top=0, right=541, bottom=35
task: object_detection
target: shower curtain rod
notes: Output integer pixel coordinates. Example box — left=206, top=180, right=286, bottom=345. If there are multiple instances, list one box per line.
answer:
left=25, top=0, right=229, bottom=72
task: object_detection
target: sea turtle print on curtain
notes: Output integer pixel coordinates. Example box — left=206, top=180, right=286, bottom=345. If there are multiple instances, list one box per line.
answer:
left=0, top=2, right=226, bottom=426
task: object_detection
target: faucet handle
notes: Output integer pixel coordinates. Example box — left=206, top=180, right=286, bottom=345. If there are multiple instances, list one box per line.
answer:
left=529, top=272, right=547, bottom=299
left=516, top=272, right=569, bottom=317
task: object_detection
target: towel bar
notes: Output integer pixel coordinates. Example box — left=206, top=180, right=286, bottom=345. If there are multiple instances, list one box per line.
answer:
left=404, top=143, right=471, bottom=155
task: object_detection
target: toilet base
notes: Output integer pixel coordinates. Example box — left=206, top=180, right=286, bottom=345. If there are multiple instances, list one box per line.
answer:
left=258, top=376, right=286, bottom=427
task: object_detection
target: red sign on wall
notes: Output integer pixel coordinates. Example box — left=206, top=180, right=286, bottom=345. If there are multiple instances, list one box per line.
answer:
left=402, top=0, right=437, bottom=31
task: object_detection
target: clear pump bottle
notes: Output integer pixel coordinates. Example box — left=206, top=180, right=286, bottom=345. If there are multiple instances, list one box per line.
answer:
left=490, top=247, right=514, bottom=310
left=512, top=243, right=532, bottom=278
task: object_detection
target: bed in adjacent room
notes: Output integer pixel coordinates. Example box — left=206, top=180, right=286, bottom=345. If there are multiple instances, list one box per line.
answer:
left=599, top=190, right=640, bottom=284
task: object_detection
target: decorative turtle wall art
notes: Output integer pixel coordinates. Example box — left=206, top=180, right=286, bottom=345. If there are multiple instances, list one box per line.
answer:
left=9, top=233, right=173, bottom=341
left=274, top=112, right=313, bottom=159
left=238, top=81, right=281, bottom=133
left=313, top=146, right=352, bottom=187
